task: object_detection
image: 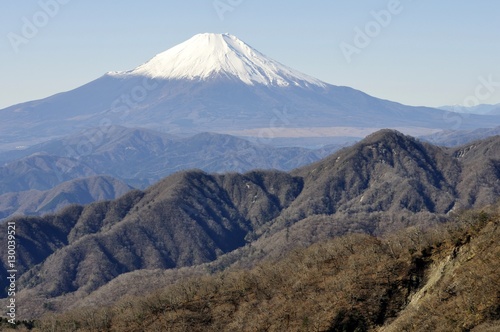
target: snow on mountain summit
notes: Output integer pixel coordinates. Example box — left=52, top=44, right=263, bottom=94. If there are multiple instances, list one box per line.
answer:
left=112, top=33, right=326, bottom=88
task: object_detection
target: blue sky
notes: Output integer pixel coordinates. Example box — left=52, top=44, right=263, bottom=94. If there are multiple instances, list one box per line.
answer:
left=1, top=0, right=499, bottom=109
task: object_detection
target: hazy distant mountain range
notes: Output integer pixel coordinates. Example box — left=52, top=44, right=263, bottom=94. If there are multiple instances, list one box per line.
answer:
left=0, top=126, right=343, bottom=184
left=0, top=126, right=345, bottom=221
left=420, top=125, right=500, bottom=147
left=439, top=103, right=500, bottom=115
left=0, top=176, right=132, bottom=221
left=1, top=33, right=499, bottom=152
left=1, top=123, right=498, bottom=222
left=3, top=130, right=500, bottom=318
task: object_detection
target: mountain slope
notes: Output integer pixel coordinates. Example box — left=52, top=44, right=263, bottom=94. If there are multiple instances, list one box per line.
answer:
left=1, top=170, right=301, bottom=300
left=0, top=126, right=341, bottom=188
left=0, top=154, right=96, bottom=194
left=440, top=103, right=500, bottom=115
left=289, top=130, right=458, bottom=217
left=0, top=127, right=339, bottom=224
left=22, top=207, right=500, bottom=332
left=420, top=127, right=500, bottom=147
left=1, top=33, right=498, bottom=151
left=3, top=130, right=500, bottom=318
left=123, top=33, right=325, bottom=88
left=0, top=176, right=133, bottom=221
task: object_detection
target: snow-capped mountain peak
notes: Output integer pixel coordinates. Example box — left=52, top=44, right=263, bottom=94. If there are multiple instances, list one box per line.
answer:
left=112, top=33, right=326, bottom=88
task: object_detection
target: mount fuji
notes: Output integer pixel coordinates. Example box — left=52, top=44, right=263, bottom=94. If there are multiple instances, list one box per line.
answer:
left=120, top=33, right=325, bottom=88
left=1, top=33, right=497, bottom=151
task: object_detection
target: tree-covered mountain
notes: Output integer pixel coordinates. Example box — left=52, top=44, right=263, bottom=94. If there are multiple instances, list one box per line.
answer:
left=0, top=127, right=343, bottom=223
left=2, top=130, right=500, bottom=319
left=0, top=126, right=343, bottom=189
left=29, top=207, right=500, bottom=332
left=0, top=154, right=97, bottom=194
left=0, top=176, right=133, bottom=221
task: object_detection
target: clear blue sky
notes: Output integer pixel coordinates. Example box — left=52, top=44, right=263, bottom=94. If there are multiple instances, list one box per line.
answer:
left=1, top=0, right=499, bottom=109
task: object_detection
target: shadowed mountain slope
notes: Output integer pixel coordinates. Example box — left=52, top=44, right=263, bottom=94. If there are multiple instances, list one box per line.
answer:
left=289, top=130, right=459, bottom=216
left=2, top=130, right=500, bottom=319
left=18, top=207, right=500, bottom=332
left=1, top=170, right=302, bottom=299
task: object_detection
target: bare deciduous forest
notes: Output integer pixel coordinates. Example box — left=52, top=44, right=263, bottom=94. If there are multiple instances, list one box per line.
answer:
left=4, top=206, right=498, bottom=331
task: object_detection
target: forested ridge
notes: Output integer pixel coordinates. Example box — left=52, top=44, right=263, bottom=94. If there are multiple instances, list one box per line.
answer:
left=1, top=130, right=500, bottom=329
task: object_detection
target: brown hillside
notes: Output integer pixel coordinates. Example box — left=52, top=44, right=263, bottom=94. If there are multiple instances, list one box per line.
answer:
left=23, top=206, right=500, bottom=332
left=2, top=130, right=500, bottom=320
